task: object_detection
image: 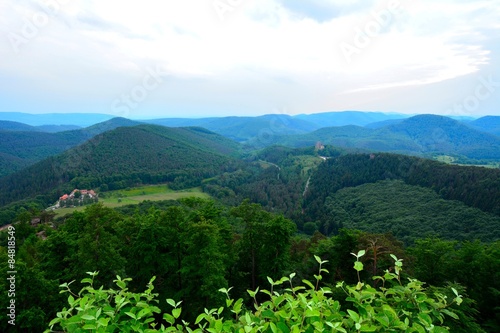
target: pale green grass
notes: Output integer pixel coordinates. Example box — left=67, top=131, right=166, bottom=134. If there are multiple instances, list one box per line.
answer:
left=54, top=187, right=209, bottom=217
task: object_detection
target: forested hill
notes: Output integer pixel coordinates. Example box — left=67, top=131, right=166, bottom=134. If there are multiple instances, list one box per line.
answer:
left=0, top=117, right=143, bottom=177
left=273, top=114, right=500, bottom=161
left=303, top=153, right=500, bottom=239
left=0, top=124, right=241, bottom=209
left=469, top=115, right=500, bottom=136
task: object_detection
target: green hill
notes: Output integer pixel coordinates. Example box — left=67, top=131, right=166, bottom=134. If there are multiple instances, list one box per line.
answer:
left=0, top=120, right=40, bottom=132
left=271, top=115, right=500, bottom=161
left=303, top=153, right=500, bottom=236
left=0, top=112, right=114, bottom=126
left=294, top=111, right=407, bottom=127
left=0, top=118, right=142, bottom=177
left=324, top=179, right=500, bottom=244
left=469, top=115, right=500, bottom=137
left=145, top=114, right=318, bottom=142
left=386, top=114, right=500, bottom=159
left=0, top=125, right=241, bottom=210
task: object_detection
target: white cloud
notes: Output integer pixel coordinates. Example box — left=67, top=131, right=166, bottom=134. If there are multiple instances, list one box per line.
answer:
left=0, top=0, right=498, bottom=117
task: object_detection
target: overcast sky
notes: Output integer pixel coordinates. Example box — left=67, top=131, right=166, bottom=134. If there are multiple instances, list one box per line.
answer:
left=1, top=0, right=499, bottom=119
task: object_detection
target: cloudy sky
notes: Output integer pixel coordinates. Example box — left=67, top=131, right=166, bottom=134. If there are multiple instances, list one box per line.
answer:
left=1, top=0, right=499, bottom=119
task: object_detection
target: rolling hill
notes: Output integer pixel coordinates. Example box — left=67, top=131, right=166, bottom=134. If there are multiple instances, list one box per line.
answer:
left=469, top=115, right=500, bottom=137
left=0, top=112, right=115, bottom=127
left=144, top=114, right=318, bottom=142
left=0, top=124, right=241, bottom=210
left=272, top=114, right=500, bottom=161
left=294, top=111, right=408, bottom=127
left=0, top=120, right=41, bottom=132
left=0, top=117, right=142, bottom=177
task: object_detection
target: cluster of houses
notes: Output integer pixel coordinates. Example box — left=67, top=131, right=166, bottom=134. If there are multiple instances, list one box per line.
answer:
left=54, top=189, right=98, bottom=208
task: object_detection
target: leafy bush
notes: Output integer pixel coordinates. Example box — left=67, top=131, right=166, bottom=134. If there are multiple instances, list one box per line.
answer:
left=46, top=253, right=462, bottom=333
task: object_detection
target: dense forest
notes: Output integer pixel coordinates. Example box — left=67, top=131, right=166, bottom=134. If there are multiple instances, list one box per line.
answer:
left=1, top=199, right=499, bottom=332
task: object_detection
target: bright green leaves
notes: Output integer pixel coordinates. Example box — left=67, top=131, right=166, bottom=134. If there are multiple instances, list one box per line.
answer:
left=46, top=255, right=461, bottom=333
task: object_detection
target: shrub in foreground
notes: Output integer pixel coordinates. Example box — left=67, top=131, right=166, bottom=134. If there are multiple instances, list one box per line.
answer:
left=46, top=253, right=463, bottom=332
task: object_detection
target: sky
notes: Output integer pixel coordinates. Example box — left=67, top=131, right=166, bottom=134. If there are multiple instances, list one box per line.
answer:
left=0, top=0, right=499, bottom=119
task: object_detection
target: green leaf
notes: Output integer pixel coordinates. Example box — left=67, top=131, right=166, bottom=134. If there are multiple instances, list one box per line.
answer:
left=166, top=298, right=176, bottom=308
left=172, top=308, right=182, bottom=319
left=97, top=317, right=109, bottom=327
left=48, top=317, right=62, bottom=326
left=441, top=309, right=458, bottom=320
left=354, top=261, right=364, bottom=272
left=164, top=313, right=175, bottom=325
left=82, top=324, right=97, bottom=329
left=125, top=312, right=137, bottom=320
left=81, top=278, right=93, bottom=284
left=81, top=314, right=95, bottom=321
left=357, top=250, right=366, bottom=257
left=270, top=322, right=278, bottom=333
left=302, top=279, right=315, bottom=290
left=347, top=309, right=360, bottom=323
left=314, top=255, right=322, bottom=264
left=137, top=308, right=152, bottom=319
left=195, top=313, right=206, bottom=325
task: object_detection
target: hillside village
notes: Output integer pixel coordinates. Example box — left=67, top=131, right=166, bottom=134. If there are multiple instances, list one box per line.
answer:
left=51, top=189, right=98, bottom=209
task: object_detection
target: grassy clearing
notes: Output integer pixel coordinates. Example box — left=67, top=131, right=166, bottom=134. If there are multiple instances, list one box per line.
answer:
left=54, top=186, right=209, bottom=217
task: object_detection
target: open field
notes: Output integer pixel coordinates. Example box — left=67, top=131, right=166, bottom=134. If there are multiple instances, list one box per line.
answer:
left=54, top=185, right=209, bottom=216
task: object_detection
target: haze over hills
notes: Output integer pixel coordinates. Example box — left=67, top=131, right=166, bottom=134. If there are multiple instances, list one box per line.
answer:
left=143, top=114, right=319, bottom=142
left=0, top=112, right=115, bottom=127
left=294, top=111, right=408, bottom=127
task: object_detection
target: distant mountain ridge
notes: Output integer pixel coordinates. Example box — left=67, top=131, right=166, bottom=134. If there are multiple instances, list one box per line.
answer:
left=274, top=114, right=500, bottom=161
left=469, top=116, right=500, bottom=137
left=0, top=120, right=81, bottom=133
left=0, top=112, right=499, bottom=179
left=0, top=112, right=115, bottom=127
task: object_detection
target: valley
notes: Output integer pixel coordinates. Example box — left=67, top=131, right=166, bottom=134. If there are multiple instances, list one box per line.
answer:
left=0, top=111, right=499, bottom=332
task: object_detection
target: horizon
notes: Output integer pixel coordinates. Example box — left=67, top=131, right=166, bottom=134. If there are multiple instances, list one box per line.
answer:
left=1, top=1, right=499, bottom=118
left=0, top=110, right=488, bottom=123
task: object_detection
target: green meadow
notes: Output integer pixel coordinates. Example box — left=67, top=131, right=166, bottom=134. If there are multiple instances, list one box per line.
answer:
left=54, top=185, right=209, bottom=216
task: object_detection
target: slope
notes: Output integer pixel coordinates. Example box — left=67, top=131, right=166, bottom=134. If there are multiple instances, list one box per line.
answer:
left=144, top=114, right=318, bottom=142
left=0, top=117, right=142, bottom=177
left=0, top=112, right=115, bottom=127
left=324, top=179, right=500, bottom=245
left=294, top=111, right=408, bottom=127
left=303, top=153, right=500, bottom=236
left=386, top=114, right=500, bottom=159
left=0, top=124, right=241, bottom=210
left=0, top=120, right=40, bottom=132
left=468, top=115, right=500, bottom=137
left=271, top=115, right=500, bottom=161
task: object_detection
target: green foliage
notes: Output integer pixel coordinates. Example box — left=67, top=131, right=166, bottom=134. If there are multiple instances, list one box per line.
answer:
left=323, top=180, right=500, bottom=244
left=46, top=256, right=462, bottom=333
left=304, top=153, right=500, bottom=232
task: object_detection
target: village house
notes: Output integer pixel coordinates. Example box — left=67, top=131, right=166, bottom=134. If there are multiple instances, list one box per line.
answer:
left=58, top=189, right=98, bottom=208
